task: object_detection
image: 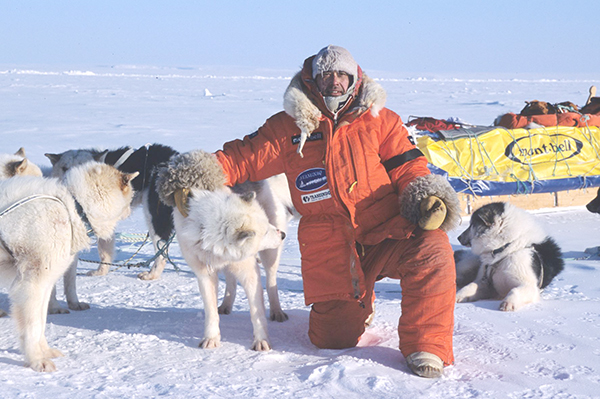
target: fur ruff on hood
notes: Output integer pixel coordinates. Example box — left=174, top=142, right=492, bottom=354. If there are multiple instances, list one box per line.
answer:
left=283, top=72, right=387, bottom=157
left=399, top=174, right=462, bottom=232
left=156, top=150, right=226, bottom=207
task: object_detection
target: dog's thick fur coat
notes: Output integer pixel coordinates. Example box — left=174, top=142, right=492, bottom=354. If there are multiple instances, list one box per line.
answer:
left=45, top=144, right=178, bottom=280
left=455, top=202, right=564, bottom=311
left=0, top=162, right=136, bottom=371
left=157, top=150, right=285, bottom=350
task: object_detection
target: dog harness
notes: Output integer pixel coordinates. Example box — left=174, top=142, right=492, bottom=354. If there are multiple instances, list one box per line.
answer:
left=0, top=194, right=75, bottom=260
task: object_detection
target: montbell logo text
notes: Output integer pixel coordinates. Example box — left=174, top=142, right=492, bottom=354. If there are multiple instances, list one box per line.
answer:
left=504, top=134, right=583, bottom=165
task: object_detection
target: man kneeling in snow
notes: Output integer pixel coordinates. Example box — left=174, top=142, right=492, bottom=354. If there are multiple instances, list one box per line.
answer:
left=214, top=45, right=460, bottom=378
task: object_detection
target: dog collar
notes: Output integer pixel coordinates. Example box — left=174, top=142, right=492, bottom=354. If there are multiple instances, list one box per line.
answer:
left=492, top=242, right=511, bottom=256
left=74, top=198, right=93, bottom=235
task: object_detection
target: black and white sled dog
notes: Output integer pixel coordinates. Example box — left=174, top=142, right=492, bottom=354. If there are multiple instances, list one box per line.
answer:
left=0, top=162, right=137, bottom=371
left=586, top=187, right=600, bottom=214
left=45, top=144, right=178, bottom=280
left=156, top=150, right=286, bottom=350
left=454, top=202, right=564, bottom=311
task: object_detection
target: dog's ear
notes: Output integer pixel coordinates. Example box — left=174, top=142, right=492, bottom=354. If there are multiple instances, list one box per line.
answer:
left=239, top=191, right=256, bottom=203
left=7, top=159, right=27, bottom=176
left=45, top=153, right=61, bottom=166
left=14, top=147, right=26, bottom=157
left=94, top=150, right=109, bottom=163
left=120, top=171, right=139, bottom=189
left=476, top=208, right=496, bottom=227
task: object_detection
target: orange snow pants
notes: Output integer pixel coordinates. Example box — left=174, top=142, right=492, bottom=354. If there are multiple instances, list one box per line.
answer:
left=308, top=228, right=456, bottom=366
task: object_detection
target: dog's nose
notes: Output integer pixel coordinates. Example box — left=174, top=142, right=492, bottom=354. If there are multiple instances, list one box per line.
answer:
left=457, top=231, right=470, bottom=246
left=279, top=230, right=286, bottom=240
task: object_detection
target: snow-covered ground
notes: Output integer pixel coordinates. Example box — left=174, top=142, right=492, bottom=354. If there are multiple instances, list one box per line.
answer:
left=0, top=65, right=599, bottom=398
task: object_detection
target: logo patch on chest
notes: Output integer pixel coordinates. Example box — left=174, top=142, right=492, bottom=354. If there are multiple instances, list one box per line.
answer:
left=295, top=168, right=328, bottom=192
left=301, top=189, right=332, bottom=204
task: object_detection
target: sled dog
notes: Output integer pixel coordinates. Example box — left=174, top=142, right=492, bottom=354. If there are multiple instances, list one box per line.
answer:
left=46, top=145, right=295, bottom=322
left=0, top=162, right=137, bottom=371
left=455, top=202, right=564, bottom=311
left=0, top=148, right=43, bottom=179
left=45, top=144, right=178, bottom=280
left=157, top=150, right=286, bottom=350
left=586, top=187, right=600, bottom=214
left=0, top=149, right=44, bottom=317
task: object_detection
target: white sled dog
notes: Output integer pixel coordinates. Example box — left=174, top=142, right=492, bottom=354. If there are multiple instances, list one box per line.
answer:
left=0, top=148, right=43, bottom=318
left=46, top=146, right=296, bottom=322
left=0, top=148, right=43, bottom=179
left=455, top=202, right=564, bottom=311
left=157, top=150, right=286, bottom=351
left=0, top=162, right=137, bottom=371
left=45, top=144, right=178, bottom=280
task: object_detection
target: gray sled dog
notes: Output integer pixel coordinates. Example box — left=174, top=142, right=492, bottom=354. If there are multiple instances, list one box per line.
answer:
left=455, top=202, right=564, bottom=311
left=157, top=150, right=286, bottom=351
left=0, top=162, right=137, bottom=371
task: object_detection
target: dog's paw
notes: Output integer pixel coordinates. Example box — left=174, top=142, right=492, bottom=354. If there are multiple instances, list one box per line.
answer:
left=499, top=300, right=517, bottom=312
left=252, top=339, right=271, bottom=351
left=199, top=337, right=221, bottom=349
left=48, top=306, right=70, bottom=315
left=44, top=347, right=64, bottom=359
left=137, top=271, right=160, bottom=281
left=455, top=294, right=475, bottom=303
left=68, top=301, right=90, bottom=311
left=270, top=310, right=289, bottom=322
left=86, top=269, right=109, bottom=277
left=218, top=304, right=232, bottom=315
left=27, top=358, right=57, bottom=372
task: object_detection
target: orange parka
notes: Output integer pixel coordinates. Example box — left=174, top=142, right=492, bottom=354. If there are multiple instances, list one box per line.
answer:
left=215, top=57, right=432, bottom=305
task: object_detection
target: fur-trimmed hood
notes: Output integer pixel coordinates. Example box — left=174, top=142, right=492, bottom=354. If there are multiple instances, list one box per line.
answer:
left=283, top=56, right=387, bottom=156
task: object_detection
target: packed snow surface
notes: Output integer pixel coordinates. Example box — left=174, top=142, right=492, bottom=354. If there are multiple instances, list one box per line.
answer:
left=0, top=65, right=599, bottom=398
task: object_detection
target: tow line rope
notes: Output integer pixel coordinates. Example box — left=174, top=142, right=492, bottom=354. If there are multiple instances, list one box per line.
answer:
left=78, top=232, right=180, bottom=273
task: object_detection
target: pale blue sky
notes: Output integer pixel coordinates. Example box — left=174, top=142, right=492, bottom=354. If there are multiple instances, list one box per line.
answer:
left=2, top=0, right=599, bottom=75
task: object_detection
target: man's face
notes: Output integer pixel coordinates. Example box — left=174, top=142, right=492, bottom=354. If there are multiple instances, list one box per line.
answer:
left=315, top=71, right=350, bottom=96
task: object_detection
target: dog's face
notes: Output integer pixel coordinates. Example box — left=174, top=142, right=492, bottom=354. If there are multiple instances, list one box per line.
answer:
left=45, top=149, right=107, bottom=179
left=185, top=189, right=285, bottom=265
left=458, top=202, right=508, bottom=254
left=586, top=188, right=600, bottom=214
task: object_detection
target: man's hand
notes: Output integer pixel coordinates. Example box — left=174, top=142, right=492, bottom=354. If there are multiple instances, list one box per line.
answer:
left=418, top=196, right=447, bottom=230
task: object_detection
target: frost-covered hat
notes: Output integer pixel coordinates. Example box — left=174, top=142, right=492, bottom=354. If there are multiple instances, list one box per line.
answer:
left=312, top=45, right=358, bottom=80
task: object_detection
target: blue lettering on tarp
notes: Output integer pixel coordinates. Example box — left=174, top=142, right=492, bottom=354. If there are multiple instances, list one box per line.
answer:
left=295, top=168, right=328, bottom=192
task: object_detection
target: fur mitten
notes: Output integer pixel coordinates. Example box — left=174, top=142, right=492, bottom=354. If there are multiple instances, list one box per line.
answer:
left=156, top=150, right=226, bottom=208
left=399, top=174, right=461, bottom=232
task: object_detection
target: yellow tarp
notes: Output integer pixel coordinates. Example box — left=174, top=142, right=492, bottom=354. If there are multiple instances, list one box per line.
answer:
left=418, top=126, right=600, bottom=184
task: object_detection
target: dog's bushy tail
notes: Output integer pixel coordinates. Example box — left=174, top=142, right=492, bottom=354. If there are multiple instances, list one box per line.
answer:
left=156, top=150, right=226, bottom=207
left=533, top=237, right=565, bottom=289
